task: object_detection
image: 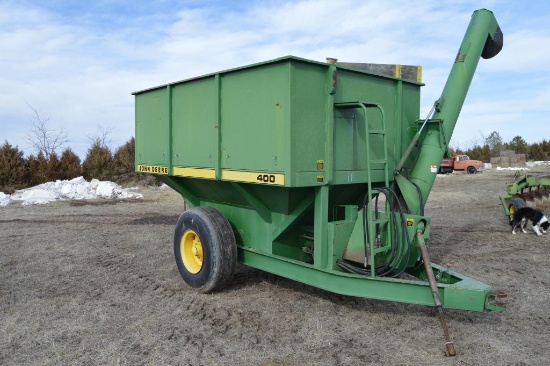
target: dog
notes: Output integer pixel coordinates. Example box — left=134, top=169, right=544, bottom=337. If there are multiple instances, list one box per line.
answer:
left=510, top=207, right=549, bottom=236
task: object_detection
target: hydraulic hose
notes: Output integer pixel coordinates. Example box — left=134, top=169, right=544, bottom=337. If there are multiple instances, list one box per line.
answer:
left=338, top=186, right=412, bottom=278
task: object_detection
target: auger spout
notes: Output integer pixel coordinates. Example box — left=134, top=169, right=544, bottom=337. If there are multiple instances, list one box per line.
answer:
left=396, top=9, right=502, bottom=213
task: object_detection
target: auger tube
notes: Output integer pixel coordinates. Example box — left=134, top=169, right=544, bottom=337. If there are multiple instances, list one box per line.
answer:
left=397, top=9, right=503, bottom=213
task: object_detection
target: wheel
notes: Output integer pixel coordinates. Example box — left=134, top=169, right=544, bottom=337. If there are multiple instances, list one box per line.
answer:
left=174, top=206, right=237, bottom=293
left=508, top=197, right=526, bottom=225
left=467, top=166, right=476, bottom=174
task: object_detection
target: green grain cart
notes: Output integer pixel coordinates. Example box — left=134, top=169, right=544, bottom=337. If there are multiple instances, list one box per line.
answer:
left=134, top=9, right=504, bottom=355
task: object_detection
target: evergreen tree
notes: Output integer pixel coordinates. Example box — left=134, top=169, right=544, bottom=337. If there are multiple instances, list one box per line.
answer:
left=540, top=140, right=550, bottom=159
left=26, top=152, right=49, bottom=186
left=46, top=152, right=63, bottom=181
left=465, top=144, right=491, bottom=162
left=0, top=141, right=27, bottom=192
left=82, top=141, right=113, bottom=180
left=509, top=136, right=528, bottom=155
left=528, top=143, right=547, bottom=161
left=113, top=137, right=135, bottom=177
left=59, top=148, right=82, bottom=180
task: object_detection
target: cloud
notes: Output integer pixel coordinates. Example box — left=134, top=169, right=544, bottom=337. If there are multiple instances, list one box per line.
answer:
left=0, top=0, right=548, bottom=160
left=488, top=29, right=550, bottom=72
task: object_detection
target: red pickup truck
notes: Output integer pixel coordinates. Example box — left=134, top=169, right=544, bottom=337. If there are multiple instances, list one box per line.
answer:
left=439, top=154, right=484, bottom=174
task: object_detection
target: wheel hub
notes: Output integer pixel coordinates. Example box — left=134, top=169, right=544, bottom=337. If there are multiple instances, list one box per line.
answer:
left=181, top=230, right=204, bottom=274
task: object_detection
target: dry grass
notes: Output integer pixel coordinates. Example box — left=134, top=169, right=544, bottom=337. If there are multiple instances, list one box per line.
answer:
left=1, top=168, right=550, bottom=365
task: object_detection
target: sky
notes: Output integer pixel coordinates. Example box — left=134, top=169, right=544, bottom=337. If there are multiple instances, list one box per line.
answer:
left=1, top=0, right=549, bottom=158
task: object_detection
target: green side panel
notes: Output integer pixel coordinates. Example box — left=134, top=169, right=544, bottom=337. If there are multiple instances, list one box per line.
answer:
left=135, top=89, right=170, bottom=166
left=334, top=108, right=366, bottom=171
left=402, top=82, right=422, bottom=135
left=171, top=78, right=218, bottom=168
left=333, top=107, right=384, bottom=171
left=220, top=62, right=291, bottom=173
left=332, top=69, right=421, bottom=180
left=176, top=179, right=309, bottom=215
left=211, top=203, right=274, bottom=252
left=291, top=61, right=328, bottom=174
left=400, top=82, right=422, bottom=169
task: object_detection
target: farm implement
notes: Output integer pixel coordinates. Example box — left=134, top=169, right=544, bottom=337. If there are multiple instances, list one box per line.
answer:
left=501, top=173, right=550, bottom=222
left=134, top=9, right=504, bottom=355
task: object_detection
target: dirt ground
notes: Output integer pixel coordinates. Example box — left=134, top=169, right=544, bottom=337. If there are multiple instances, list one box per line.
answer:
left=1, top=167, right=550, bottom=366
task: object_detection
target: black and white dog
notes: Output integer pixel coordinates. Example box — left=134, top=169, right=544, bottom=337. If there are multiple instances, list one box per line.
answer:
left=510, top=207, right=550, bottom=236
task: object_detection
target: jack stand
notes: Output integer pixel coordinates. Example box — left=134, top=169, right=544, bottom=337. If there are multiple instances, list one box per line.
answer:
left=416, top=229, right=457, bottom=357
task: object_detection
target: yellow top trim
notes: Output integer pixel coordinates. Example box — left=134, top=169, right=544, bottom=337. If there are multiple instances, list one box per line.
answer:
left=394, top=64, right=401, bottom=78
left=222, top=170, right=285, bottom=186
left=416, top=65, right=422, bottom=83
left=173, top=167, right=216, bottom=179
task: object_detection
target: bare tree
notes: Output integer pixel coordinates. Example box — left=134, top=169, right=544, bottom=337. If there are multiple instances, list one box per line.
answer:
left=467, top=136, right=481, bottom=149
left=25, top=105, right=68, bottom=159
left=478, top=130, right=487, bottom=143
left=85, top=125, right=114, bottom=149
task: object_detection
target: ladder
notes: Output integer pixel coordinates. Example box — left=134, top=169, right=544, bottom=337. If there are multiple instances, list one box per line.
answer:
left=334, top=102, right=389, bottom=276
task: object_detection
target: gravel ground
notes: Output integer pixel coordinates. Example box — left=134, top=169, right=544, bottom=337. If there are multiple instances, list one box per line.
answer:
left=1, top=167, right=549, bottom=365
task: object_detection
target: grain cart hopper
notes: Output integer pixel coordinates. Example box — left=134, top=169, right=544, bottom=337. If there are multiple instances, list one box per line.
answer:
left=134, top=9, right=504, bottom=355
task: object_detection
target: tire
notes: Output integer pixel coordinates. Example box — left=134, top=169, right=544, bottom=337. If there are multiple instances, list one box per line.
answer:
left=174, top=206, right=237, bottom=293
left=508, top=197, right=526, bottom=226
left=467, top=166, right=476, bottom=174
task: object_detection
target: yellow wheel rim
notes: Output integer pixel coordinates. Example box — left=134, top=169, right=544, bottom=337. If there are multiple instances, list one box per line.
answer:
left=181, top=229, right=204, bottom=274
left=509, top=205, right=516, bottom=221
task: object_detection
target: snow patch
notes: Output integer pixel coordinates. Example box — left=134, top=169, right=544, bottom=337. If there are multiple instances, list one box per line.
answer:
left=0, top=192, right=12, bottom=207
left=496, top=166, right=531, bottom=171
left=1, top=177, right=143, bottom=206
left=526, top=161, right=550, bottom=167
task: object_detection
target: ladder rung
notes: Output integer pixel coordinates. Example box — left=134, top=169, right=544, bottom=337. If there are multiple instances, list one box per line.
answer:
left=369, top=130, right=385, bottom=135
left=370, top=160, right=387, bottom=164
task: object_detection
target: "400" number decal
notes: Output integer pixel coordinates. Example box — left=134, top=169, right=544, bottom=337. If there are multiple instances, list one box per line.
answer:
left=221, top=170, right=285, bottom=185
left=257, top=174, right=276, bottom=183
